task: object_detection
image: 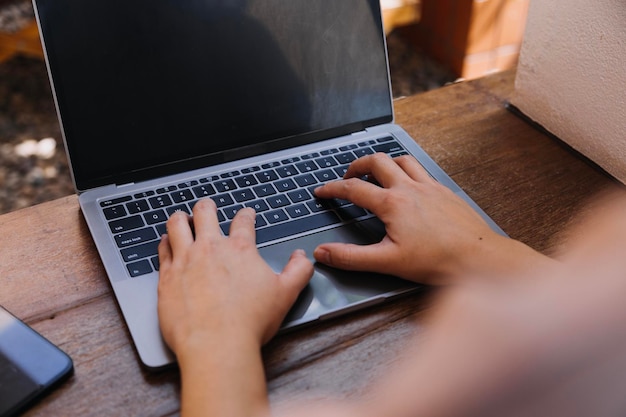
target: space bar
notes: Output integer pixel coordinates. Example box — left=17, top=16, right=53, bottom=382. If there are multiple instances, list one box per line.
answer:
left=256, top=211, right=341, bottom=245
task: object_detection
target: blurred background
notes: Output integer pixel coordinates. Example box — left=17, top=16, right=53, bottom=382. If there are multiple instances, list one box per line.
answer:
left=0, top=0, right=528, bottom=215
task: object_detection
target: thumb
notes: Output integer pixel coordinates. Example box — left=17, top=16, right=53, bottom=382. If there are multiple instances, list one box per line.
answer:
left=279, top=249, right=314, bottom=297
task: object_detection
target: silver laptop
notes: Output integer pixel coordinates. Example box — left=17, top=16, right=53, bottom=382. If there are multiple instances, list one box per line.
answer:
left=33, top=0, right=505, bottom=370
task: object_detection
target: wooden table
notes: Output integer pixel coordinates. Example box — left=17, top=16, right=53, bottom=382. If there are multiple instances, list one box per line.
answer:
left=0, top=70, right=619, bottom=416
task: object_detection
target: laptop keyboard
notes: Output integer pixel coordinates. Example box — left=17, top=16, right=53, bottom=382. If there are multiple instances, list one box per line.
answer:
left=100, top=137, right=408, bottom=278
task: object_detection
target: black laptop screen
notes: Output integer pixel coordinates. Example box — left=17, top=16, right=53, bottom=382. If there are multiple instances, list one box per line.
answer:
left=34, top=0, right=393, bottom=190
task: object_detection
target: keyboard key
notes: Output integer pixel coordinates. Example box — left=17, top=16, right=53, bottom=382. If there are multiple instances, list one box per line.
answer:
left=232, top=189, right=255, bottom=202
left=151, top=256, right=160, bottom=271
left=221, top=170, right=240, bottom=178
left=274, top=178, right=297, bottom=192
left=103, top=205, right=127, bottom=220
left=235, top=175, right=258, bottom=187
left=156, top=185, right=177, bottom=194
left=241, top=166, right=261, bottom=174
left=265, top=209, right=289, bottom=224
left=133, top=191, right=155, bottom=199
left=144, top=209, right=167, bottom=225
left=296, top=160, right=319, bottom=173
left=336, top=204, right=368, bottom=220
left=314, top=169, right=338, bottom=182
left=354, top=147, right=374, bottom=157
left=187, top=199, right=199, bottom=210
left=256, top=211, right=341, bottom=245
left=301, top=152, right=320, bottom=159
left=276, top=165, right=298, bottom=178
left=376, top=136, right=394, bottom=142
left=127, top=260, right=153, bottom=277
left=156, top=223, right=167, bottom=236
left=109, top=215, right=144, bottom=233
left=101, top=196, right=132, bottom=207
left=315, top=156, right=338, bottom=168
left=122, top=200, right=147, bottom=219
left=120, top=240, right=160, bottom=262
left=306, top=200, right=327, bottom=213
left=253, top=183, right=276, bottom=197
left=166, top=204, right=190, bottom=216
left=171, top=189, right=194, bottom=203
left=215, top=179, right=236, bottom=192
left=334, top=165, right=349, bottom=177
left=328, top=198, right=351, bottom=208
left=287, top=189, right=310, bottom=203
left=294, top=173, right=317, bottom=187
left=245, top=199, right=269, bottom=212
left=193, top=184, right=216, bottom=197
left=373, top=141, right=404, bottom=154
left=115, top=227, right=158, bottom=248
left=212, top=194, right=234, bottom=207
left=149, top=194, right=173, bottom=209
left=267, top=195, right=290, bottom=208
left=285, top=204, right=310, bottom=218
left=256, top=169, right=278, bottom=183
left=335, top=152, right=357, bottom=164
left=281, top=157, right=300, bottom=164
left=261, top=161, right=281, bottom=169
left=200, top=175, right=220, bottom=183
left=223, top=204, right=244, bottom=219
left=178, top=180, right=198, bottom=189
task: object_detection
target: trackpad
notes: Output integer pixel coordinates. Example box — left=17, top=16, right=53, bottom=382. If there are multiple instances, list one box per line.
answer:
left=258, top=219, right=418, bottom=328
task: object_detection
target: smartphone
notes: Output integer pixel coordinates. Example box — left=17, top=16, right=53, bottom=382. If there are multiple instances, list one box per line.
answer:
left=0, top=306, right=73, bottom=417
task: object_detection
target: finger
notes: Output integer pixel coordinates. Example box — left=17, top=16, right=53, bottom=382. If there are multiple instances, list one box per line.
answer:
left=279, top=249, right=314, bottom=297
left=157, top=234, right=173, bottom=270
left=165, top=210, right=194, bottom=253
left=313, top=241, right=394, bottom=274
left=314, top=177, right=389, bottom=214
left=227, top=207, right=257, bottom=243
left=191, top=198, right=220, bottom=240
left=393, top=155, right=434, bottom=183
left=344, top=153, right=408, bottom=187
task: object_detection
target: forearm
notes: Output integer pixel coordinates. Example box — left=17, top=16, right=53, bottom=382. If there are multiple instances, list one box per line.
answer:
left=177, top=333, right=269, bottom=417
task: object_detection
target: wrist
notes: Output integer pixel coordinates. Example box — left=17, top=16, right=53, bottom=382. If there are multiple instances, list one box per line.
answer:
left=448, top=233, right=558, bottom=284
left=176, top=331, right=269, bottom=417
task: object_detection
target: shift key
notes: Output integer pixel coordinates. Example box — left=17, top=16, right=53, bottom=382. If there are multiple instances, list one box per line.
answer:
left=120, top=239, right=160, bottom=263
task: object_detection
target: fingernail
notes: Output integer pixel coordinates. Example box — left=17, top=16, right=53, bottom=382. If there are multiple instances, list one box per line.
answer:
left=314, top=247, right=330, bottom=264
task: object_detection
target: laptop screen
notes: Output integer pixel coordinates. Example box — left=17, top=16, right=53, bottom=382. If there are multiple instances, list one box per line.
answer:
left=35, top=0, right=393, bottom=190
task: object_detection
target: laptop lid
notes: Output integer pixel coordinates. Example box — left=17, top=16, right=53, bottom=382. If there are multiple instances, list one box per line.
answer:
left=33, top=0, right=394, bottom=192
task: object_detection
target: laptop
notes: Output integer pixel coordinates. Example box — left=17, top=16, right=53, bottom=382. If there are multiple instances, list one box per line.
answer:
left=33, top=0, right=505, bottom=370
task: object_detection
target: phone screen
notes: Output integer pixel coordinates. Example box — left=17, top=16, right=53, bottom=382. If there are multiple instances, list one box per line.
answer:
left=0, top=306, right=73, bottom=417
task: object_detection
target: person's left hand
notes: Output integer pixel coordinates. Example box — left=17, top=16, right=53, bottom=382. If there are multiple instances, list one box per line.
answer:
left=157, top=198, right=314, bottom=357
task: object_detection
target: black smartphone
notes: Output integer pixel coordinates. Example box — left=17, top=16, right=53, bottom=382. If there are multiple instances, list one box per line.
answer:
left=0, top=306, right=73, bottom=417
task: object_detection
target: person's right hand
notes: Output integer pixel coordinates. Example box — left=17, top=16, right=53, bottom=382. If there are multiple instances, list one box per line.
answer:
left=313, top=153, right=546, bottom=285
